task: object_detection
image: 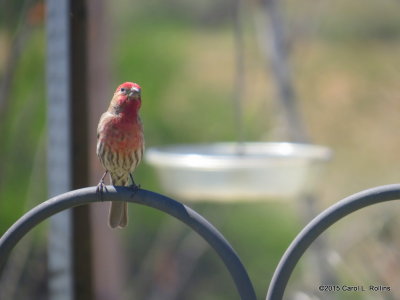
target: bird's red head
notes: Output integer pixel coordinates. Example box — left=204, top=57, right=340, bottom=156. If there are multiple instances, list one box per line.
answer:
left=115, top=82, right=141, bottom=96
left=111, top=82, right=142, bottom=113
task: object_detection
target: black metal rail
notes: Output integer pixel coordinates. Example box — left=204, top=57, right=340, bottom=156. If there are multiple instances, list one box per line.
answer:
left=266, top=184, right=400, bottom=299
left=0, top=186, right=257, bottom=300
left=2, top=184, right=400, bottom=299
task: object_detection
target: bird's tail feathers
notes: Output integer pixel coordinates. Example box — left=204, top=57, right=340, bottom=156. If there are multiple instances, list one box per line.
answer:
left=109, top=202, right=128, bottom=228
left=109, top=172, right=130, bottom=228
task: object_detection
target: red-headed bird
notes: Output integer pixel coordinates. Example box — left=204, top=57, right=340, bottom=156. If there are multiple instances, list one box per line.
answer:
left=96, top=82, right=144, bottom=228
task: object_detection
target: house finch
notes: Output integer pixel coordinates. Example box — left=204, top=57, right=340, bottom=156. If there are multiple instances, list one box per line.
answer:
left=96, top=82, right=144, bottom=228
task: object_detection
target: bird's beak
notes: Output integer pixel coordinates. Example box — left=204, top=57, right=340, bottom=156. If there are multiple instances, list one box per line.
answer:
left=128, top=87, right=141, bottom=98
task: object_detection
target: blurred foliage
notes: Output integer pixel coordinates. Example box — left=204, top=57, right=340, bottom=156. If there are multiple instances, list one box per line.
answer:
left=1, top=0, right=400, bottom=299
left=0, top=1, right=47, bottom=299
left=0, top=0, right=46, bottom=233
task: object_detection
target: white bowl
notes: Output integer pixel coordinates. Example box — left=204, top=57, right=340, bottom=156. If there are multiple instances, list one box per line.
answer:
left=145, top=142, right=332, bottom=202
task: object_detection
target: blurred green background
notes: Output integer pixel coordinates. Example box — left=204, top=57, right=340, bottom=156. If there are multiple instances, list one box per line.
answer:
left=1, top=0, right=400, bottom=299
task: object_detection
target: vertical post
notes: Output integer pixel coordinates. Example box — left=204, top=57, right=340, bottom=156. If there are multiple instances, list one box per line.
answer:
left=232, top=0, right=245, bottom=149
left=86, top=1, right=126, bottom=299
left=262, top=0, right=308, bottom=143
left=47, top=0, right=93, bottom=299
left=261, top=1, right=336, bottom=296
left=46, top=0, right=73, bottom=299
left=69, top=1, right=93, bottom=300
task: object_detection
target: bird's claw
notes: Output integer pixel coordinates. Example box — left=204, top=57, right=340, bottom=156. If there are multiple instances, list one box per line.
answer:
left=96, top=171, right=109, bottom=201
left=129, top=174, right=140, bottom=192
left=96, top=181, right=108, bottom=201
left=129, top=182, right=140, bottom=190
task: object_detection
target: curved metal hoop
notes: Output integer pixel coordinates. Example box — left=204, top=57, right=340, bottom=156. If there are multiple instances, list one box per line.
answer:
left=266, top=184, right=400, bottom=300
left=0, top=186, right=257, bottom=300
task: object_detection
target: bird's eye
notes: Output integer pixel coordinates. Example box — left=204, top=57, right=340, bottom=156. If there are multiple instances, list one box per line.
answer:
left=120, top=88, right=126, bottom=93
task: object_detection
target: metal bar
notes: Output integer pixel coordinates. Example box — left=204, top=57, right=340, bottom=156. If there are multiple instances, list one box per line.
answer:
left=0, top=187, right=257, bottom=300
left=266, top=184, right=400, bottom=300
left=46, top=0, right=73, bottom=299
left=68, top=0, right=93, bottom=299
left=232, top=0, right=245, bottom=149
left=262, top=0, right=309, bottom=142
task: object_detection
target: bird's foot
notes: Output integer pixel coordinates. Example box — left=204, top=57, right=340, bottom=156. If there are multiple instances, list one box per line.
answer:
left=128, top=173, right=140, bottom=196
left=129, top=174, right=141, bottom=189
left=129, top=182, right=141, bottom=193
left=96, top=171, right=108, bottom=201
